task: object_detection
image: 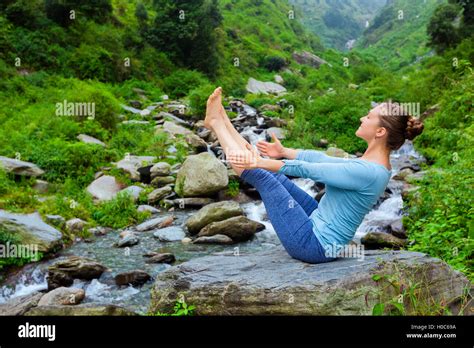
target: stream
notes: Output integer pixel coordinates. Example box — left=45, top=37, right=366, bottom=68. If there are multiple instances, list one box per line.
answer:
left=0, top=103, right=424, bottom=314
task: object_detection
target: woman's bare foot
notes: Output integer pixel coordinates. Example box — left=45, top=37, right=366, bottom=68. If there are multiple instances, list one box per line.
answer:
left=204, top=87, right=223, bottom=130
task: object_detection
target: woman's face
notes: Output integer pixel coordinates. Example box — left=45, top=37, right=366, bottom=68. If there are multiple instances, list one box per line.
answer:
left=355, top=105, right=386, bottom=142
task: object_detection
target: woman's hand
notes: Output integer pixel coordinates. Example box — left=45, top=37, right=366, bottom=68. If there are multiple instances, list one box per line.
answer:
left=256, top=132, right=285, bottom=159
left=227, top=143, right=262, bottom=169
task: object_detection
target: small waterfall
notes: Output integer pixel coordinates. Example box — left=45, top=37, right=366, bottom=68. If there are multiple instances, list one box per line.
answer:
left=0, top=266, right=47, bottom=303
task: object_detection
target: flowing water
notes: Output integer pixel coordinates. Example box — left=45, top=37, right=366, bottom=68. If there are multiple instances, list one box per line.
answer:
left=0, top=103, right=424, bottom=313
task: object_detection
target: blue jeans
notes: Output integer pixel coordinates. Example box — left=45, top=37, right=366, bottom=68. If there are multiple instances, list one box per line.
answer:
left=241, top=168, right=337, bottom=264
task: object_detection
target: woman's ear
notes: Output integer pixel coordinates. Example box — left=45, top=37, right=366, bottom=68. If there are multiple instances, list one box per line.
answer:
left=375, top=126, right=387, bottom=139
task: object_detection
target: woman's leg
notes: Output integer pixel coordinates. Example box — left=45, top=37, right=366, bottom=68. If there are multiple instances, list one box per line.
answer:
left=240, top=168, right=334, bottom=264
left=270, top=172, right=319, bottom=217
left=204, top=88, right=246, bottom=176
left=219, top=105, right=251, bottom=150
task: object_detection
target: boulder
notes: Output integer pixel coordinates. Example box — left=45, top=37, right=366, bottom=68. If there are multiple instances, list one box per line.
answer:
left=184, top=133, right=208, bottom=151
left=115, top=155, right=156, bottom=181
left=265, top=118, right=287, bottom=128
left=246, top=78, right=287, bottom=95
left=175, top=153, right=228, bottom=197
left=136, top=215, right=175, bottom=232
left=137, top=205, right=160, bottom=214
left=193, top=234, right=234, bottom=245
left=170, top=197, right=216, bottom=209
left=37, top=287, right=85, bottom=306
left=150, top=162, right=171, bottom=178
left=326, top=147, right=349, bottom=158
left=161, top=121, right=193, bottom=137
left=77, top=134, right=106, bottom=147
left=47, top=256, right=108, bottom=290
left=148, top=186, right=173, bottom=204
left=259, top=104, right=281, bottom=112
left=117, top=233, right=139, bottom=248
left=0, top=156, right=44, bottom=177
left=114, top=270, right=151, bottom=286
left=153, top=226, right=186, bottom=242
left=88, top=226, right=113, bottom=237
left=393, top=168, right=415, bottom=181
left=0, top=210, right=62, bottom=253
left=33, top=180, right=49, bottom=193
left=86, top=175, right=123, bottom=201
left=197, top=216, right=265, bottom=242
left=265, top=127, right=287, bottom=140
left=144, top=253, right=175, bottom=264
left=149, top=246, right=471, bottom=315
left=389, top=219, right=407, bottom=239
left=274, top=74, right=284, bottom=84
left=0, top=292, right=44, bottom=316
left=151, top=176, right=175, bottom=187
left=292, top=51, right=328, bottom=68
left=185, top=201, right=243, bottom=235
left=45, top=214, right=65, bottom=229
left=129, top=100, right=142, bottom=109
left=154, top=111, right=188, bottom=126
left=119, top=185, right=144, bottom=202
left=65, top=218, right=88, bottom=234
left=120, top=104, right=142, bottom=114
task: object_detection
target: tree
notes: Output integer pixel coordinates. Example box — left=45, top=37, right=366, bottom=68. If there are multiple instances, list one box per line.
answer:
left=45, top=0, right=113, bottom=26
left=147, top=0, right=222, bottom=77
left=427, top=3, right=462, bottom=53
left=3, top=0, right=45, bottom=29
left=135, top=2, right=148, bottom=22
left=449, top=0, right=474, bottom=38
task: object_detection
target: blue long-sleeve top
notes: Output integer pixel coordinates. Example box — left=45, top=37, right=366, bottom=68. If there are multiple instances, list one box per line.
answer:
left=277, top=149, right=392, bottom=255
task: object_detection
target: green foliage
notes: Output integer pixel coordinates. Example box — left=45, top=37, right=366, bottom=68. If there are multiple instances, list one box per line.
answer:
left=162, top=69, right=209, bottom=98
left=189, top=83, right=215, bottom=117
left=0, top=225, right=44, bottom=271
left=285, top=88, right=369, bottom=153
left=91, top=192, right=149, bottom=229
left=427, top=3, right=462, bottom=53
left=45, top=0, right=112, bottom=26
left=245, top=94, right=275, bottom=109
left=261, top=55, right=287, bottom=72
left=3, top=0, right=46, bottom=29
left=226, top=179, right=240, bottom=197
left=370, top=265, right=471, bottom=315
left=147, top=0, right=222, bottom=77
left=147, top=297, right=196, bottom=316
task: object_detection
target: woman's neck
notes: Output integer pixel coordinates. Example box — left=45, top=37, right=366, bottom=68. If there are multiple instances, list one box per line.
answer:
left=361, top=140, right=391, bottom=170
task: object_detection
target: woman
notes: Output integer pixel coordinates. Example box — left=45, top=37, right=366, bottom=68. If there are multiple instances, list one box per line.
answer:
left=204, top=87, right=424, bottom=263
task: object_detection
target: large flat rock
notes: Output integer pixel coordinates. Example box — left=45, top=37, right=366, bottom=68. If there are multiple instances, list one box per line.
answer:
left=0, top=210, right=63, bottom=253
left=149, top=245, right=471, bottom=315
left=0, top=156, right=44, bottom=177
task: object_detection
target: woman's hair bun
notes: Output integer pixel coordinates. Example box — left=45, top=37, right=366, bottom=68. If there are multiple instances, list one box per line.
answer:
left=405, top=116, right=424, bottom=140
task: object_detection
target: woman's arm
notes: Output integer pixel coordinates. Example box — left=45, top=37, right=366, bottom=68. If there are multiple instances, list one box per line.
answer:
left=293, top=149, right=349, bottom=163
left=258, top=158, right=285, bottom=172
left=281, top=147, right=299, bottom=159
left=275, top=159, right=376, bottom=190
left=228, top=145, right=365, bottom=190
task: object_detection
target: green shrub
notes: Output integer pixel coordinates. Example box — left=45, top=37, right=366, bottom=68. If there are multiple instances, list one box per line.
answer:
left=162, top=70, right=209, bottom=98
left=261, top=55, right=286, bottom=71
left=27, top=139, right=107, bottom=184
left=91, top=192, right=149, bottom=229
left=189, top=84, right=215, bottom=117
